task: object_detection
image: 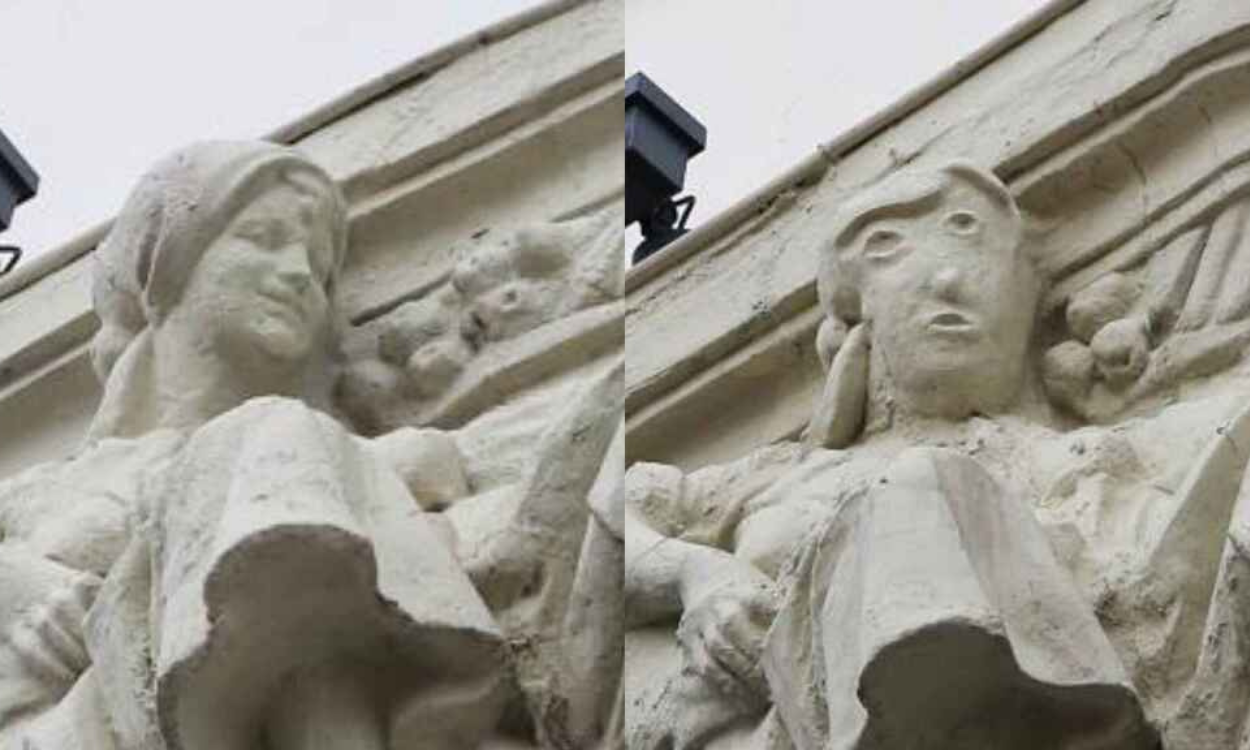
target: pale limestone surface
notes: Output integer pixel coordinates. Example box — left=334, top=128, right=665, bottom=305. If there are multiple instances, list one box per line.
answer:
left=625, top=1, right=1250, bottom=747
left=20, top=0, right=1250, bottom=746
left=0, top=138, right=622, bottom=750
left=625, top=162, right=1250, bottom=749
left=0, top=3, right=623, bottom=747
left=0, top=0, right=623, bottom=482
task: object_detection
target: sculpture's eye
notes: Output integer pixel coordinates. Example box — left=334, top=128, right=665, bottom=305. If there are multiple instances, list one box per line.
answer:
left=863, top=228, right=906, bottom=262
left=236, top=219, right=288, bottom=249
left=944, top=210, right=980, bottom=236
left=235, top=221, right=271, bottom=246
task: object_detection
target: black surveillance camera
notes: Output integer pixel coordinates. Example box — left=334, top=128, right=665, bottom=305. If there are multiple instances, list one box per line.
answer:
left=0, top=247, right=18, bottom=276
left=0, top=129, right=38, bottom=232
left=0, top=128, right=39, bottom=277
left=626, top=72, right=706, bottom=264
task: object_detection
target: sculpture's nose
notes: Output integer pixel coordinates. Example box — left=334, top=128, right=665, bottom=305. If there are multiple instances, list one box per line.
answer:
left=929, top=265, right=964, bottom=301
left=276, top=244, right=314, bottom=292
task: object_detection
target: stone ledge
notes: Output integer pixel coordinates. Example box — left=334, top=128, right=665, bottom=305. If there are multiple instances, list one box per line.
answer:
left=625, top=0, right=1250, bottom=468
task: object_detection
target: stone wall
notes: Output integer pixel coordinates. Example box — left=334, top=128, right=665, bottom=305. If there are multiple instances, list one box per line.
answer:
left=624, top=1, right=1250, bottom=747
left=626, top=0, right=1250, bottom=471
left=9, top=0, right=1250, bottom=746
left=0, top=0, right=622, bottom=479
left=0, top=3, right=624, bottom=748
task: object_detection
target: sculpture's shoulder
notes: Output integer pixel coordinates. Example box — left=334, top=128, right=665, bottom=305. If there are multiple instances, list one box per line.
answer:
left=0, top=430, right=182, bottom=575
left=1031, top=390, right=1249, bottom=507
left=199, top=396, right=476, bottom=515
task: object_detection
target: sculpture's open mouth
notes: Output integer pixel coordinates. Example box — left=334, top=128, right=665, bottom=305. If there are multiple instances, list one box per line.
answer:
left=927, top=310, right=978, bottom=336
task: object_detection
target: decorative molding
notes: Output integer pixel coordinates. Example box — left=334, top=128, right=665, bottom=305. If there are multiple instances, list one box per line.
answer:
left=626, top=0, right=1250, bottom=468
left=0, top=0, right=623, bottom=470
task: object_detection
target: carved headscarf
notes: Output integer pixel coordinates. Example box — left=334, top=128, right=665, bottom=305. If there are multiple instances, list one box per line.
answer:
left=87, top=141, right=348, bottom=441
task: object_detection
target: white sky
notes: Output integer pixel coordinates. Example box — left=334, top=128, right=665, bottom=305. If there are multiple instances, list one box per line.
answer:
left=626, top=0, right=1053, bottom=253
left=0, top=0, right=546, bottom=260
left=2, top=1, right=1057, bottom=264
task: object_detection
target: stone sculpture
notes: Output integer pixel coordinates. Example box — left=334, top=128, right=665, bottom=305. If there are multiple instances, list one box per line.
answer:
left=335, top=202, right=625, bottom=750
left=1042, top=195, right=1250, bottom=425
left=0, top=141, right=622, bottom=750
left=337, top=209, right=623, bottom=435
left=626, top=162, right=1250, bottom=749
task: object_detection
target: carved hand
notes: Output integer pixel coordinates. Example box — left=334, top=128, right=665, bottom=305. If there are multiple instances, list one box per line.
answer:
left=676, top=548, right=778, bottom=706
left=0, top=548, right=100, bottom=699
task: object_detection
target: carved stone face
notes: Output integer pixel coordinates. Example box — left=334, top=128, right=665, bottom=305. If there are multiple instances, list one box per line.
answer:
left=174, top=181, right=337, bottom=366
left=849, top=179, right=1037, bottom=418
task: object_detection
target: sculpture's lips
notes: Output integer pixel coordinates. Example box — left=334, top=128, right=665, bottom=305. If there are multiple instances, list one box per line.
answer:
left=259, top=289, right=306, bottom=318
left=926, top=310, right=979, bottom=336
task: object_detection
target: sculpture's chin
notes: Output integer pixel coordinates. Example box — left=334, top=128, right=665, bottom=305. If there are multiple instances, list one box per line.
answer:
left=229, top=320, right=318, bottom=371
left=875, top=335, right=1024, bottom=422
left=257, top=334, right=314, bottom=365
left=896, top=363, right=1022, bottom=422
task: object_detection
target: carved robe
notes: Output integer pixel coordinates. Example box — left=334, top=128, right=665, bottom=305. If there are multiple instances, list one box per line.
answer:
left=765, top=446, right=1154, bottom=750
left=630, top=390, right=1250, bottom=749
left=0, top=397, right=505, bottom=750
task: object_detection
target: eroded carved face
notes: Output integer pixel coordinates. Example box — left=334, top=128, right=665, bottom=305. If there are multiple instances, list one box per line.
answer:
left=849, top=179, right=1037, bottom=418
left=175, top=181, right=337, bottom=365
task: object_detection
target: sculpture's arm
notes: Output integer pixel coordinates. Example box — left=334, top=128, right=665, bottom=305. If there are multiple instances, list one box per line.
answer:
left=559, top=436, right=625, bottom=748
left=0, top=447, right=153, bottom=745
left=623, top=441, right=807, bottom=629
left=625, top=503, right=774, bottom=628
left=466, top=361, right=622, bottom=612
left=626, top=497, right=776, bottom=708
left=624, top=503, right=689, bottom=627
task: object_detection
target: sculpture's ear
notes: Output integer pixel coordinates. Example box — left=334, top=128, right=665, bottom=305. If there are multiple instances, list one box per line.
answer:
left=805, top=323, right=869, bottom=450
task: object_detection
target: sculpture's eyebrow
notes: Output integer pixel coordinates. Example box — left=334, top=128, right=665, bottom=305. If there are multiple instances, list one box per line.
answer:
left=835, top=188, right=943, bottom=250
left=234, top=215, right=276, bottom=239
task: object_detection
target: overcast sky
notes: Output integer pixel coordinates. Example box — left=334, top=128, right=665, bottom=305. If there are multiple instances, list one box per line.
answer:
left=627, top=0, right=1052, bottom=252
left=0, top=0, right=546, bottom=260
left=2, top=1, right=1055, bottom=264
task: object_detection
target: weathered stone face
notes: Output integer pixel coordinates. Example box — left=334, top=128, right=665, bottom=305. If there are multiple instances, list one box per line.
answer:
left=21, top=1, right=1250, bottom=748
left=622, top=2, right=1250, bottom=749
left=844, top=173, right=1038, bottom=419
left=174, top=181, right=336, bottom=368
left=0, top=4, right=626, bottom=748
left=0, top=137, right=625, bottom=749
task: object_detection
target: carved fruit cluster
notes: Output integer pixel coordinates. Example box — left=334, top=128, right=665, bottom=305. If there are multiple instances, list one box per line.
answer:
left=335, top=214, right=622, bottom=431
left=1043, top=272, right=1151, bottom=414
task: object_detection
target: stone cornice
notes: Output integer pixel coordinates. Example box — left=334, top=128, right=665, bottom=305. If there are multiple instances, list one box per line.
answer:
left=0, top=0, right=621, bottom=399
left=626, top=0, right=1250, bottom=468
left=0, top=0, right=597, bottom=305
left=0, top=0, right=623, bottom=478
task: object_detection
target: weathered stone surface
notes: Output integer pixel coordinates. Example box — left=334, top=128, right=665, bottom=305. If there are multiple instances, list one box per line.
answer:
left=0, top=49, right=624, bottom=748
left=624, top=3, right=1250, bottom=743
left=0, top=0, right=624, bottom=484
left=0, top=8, right=625, bottom=743
left=625, top=155, right=1250, bottom=748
